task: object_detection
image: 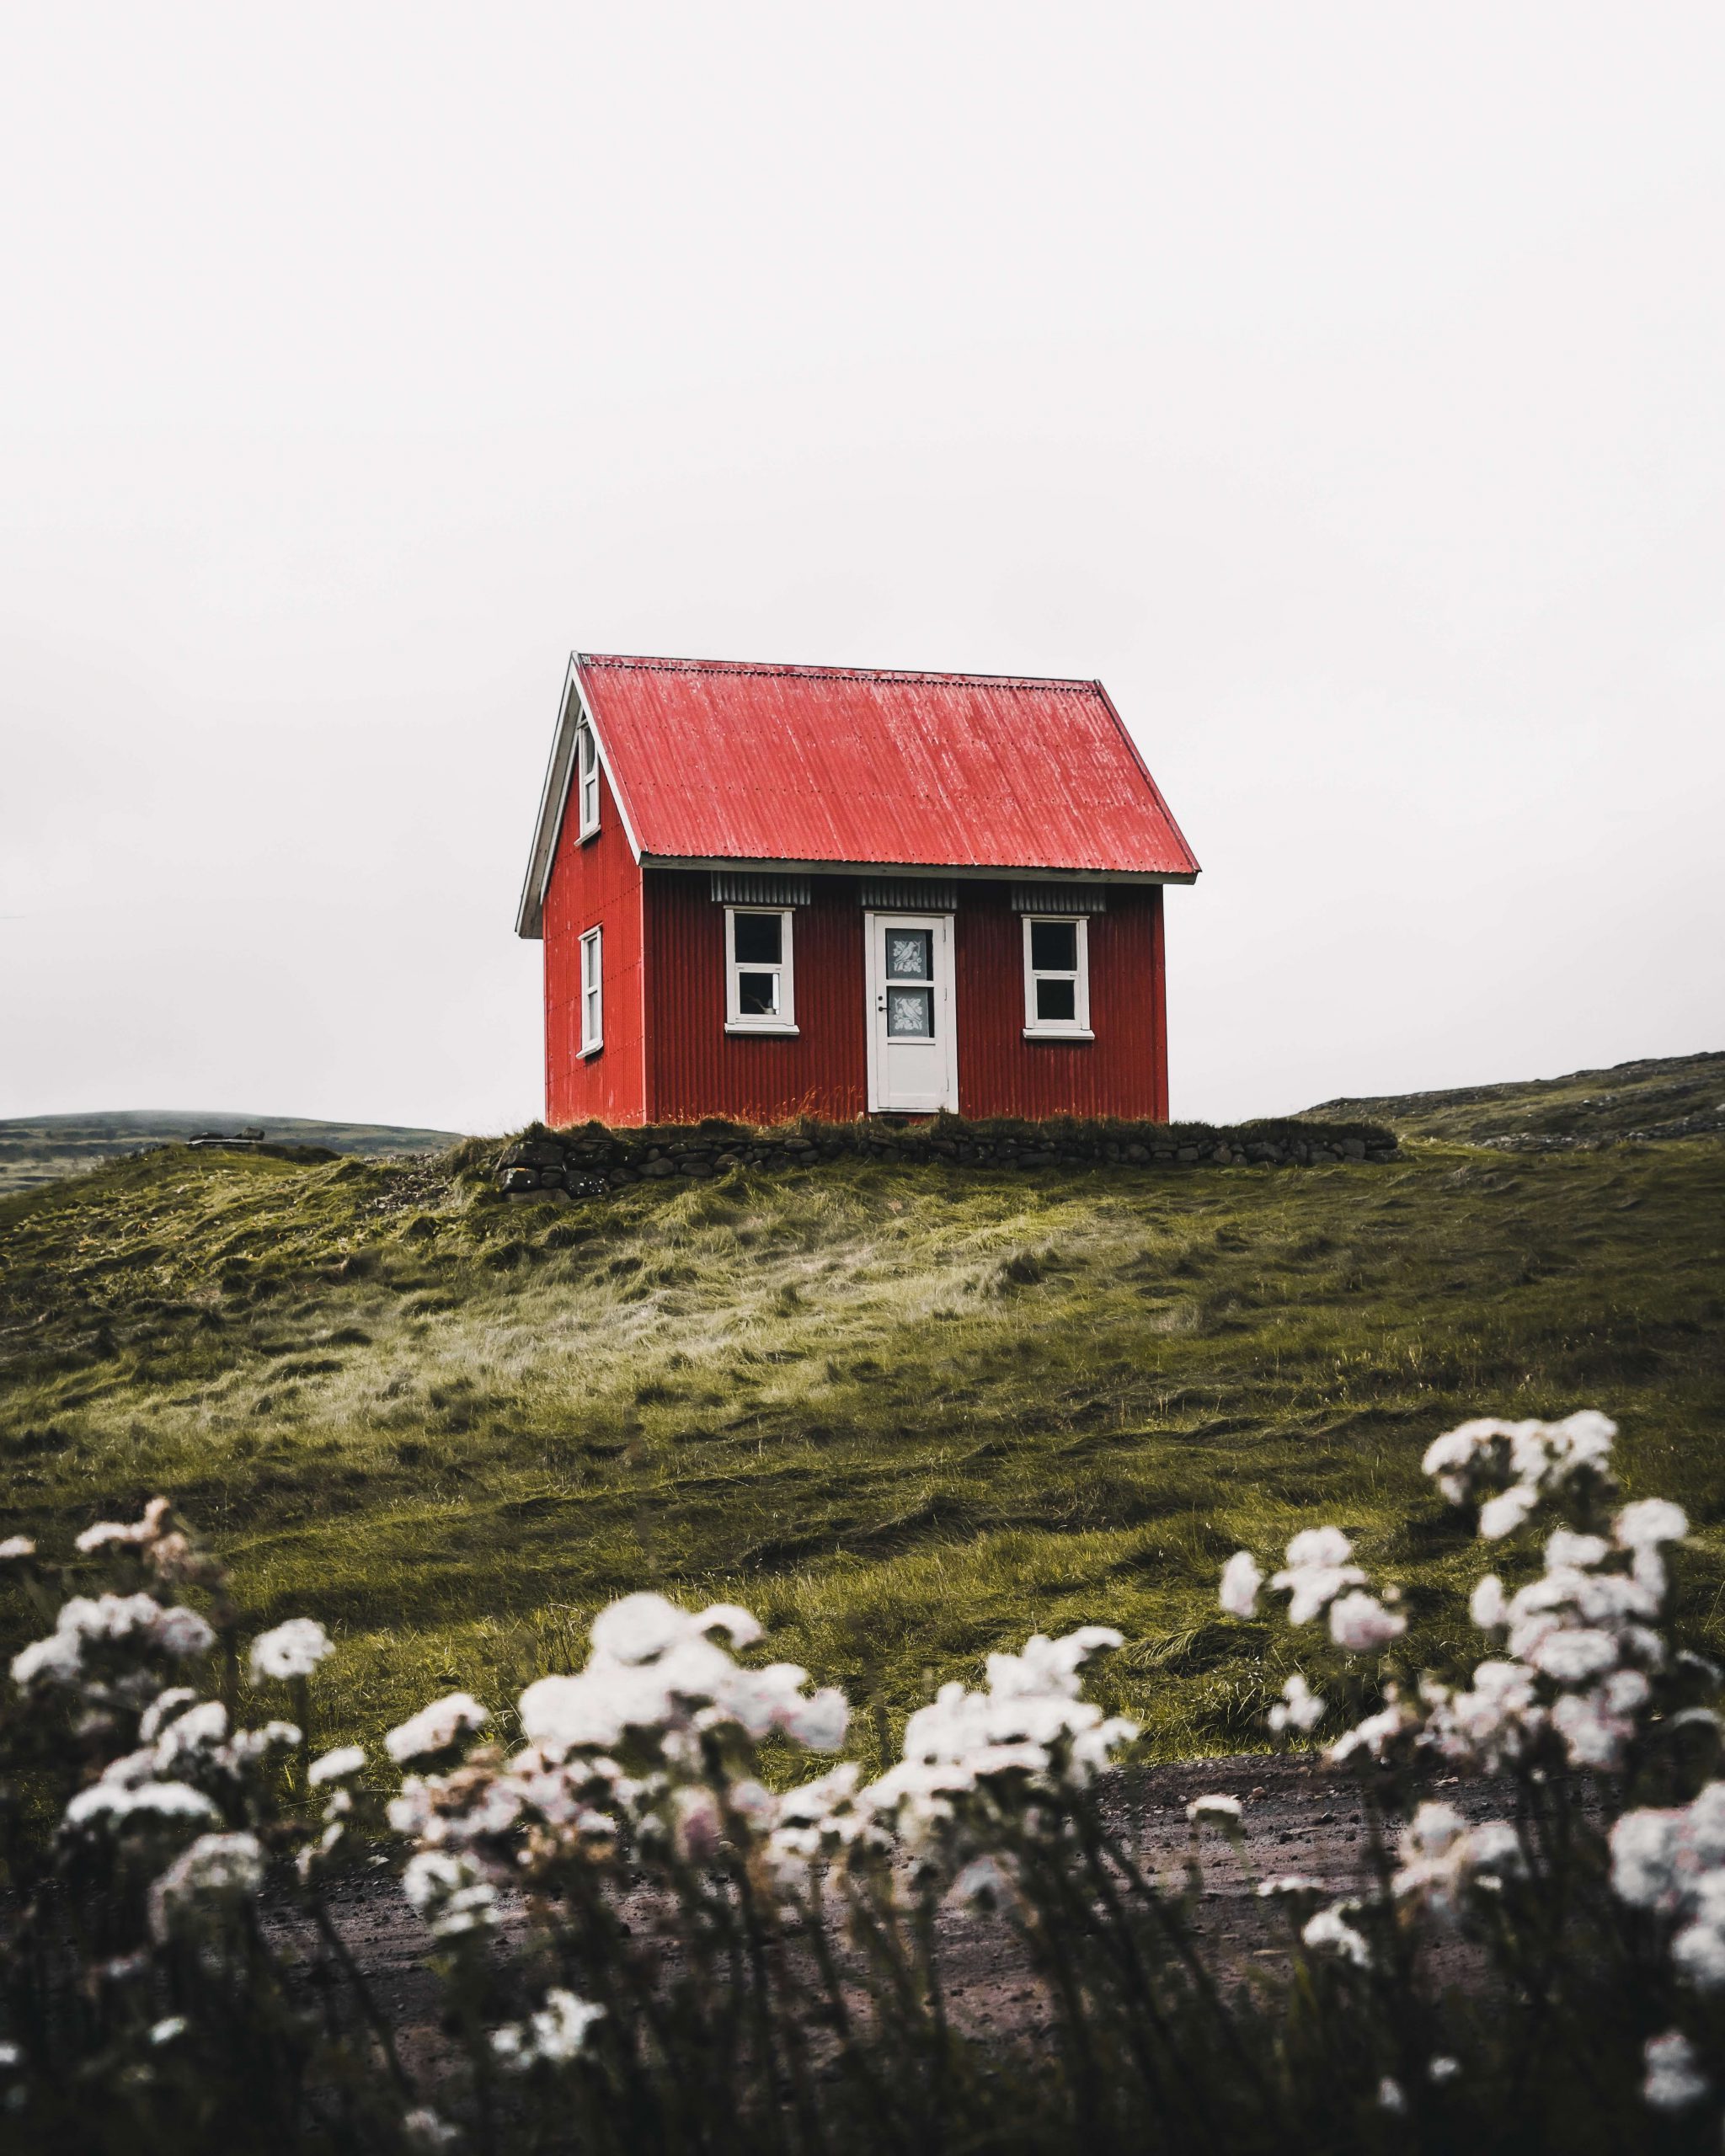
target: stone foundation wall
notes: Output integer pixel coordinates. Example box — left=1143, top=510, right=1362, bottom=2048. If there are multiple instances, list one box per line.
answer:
left=493, top=1115, right=1400, bottom=1199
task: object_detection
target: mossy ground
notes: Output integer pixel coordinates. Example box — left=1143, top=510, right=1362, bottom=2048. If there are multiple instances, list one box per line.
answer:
left=1, top=1133, right=1722, bottom=1765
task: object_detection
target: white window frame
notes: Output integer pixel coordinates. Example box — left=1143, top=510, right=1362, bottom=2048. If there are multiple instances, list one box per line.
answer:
left=579, top=926, right=603, bottom=1056
left=575, top=721, right=601, bottom=841
left=1022, top=915, right=1093, bottom=1040
left=724, top=906, right=798, bottom=1035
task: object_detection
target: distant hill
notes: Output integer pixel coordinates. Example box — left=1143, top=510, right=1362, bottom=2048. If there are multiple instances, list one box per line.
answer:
left=1306, top=1049, right=1725, bottom=1150
left=0, top=1111, right=467, bottom=1195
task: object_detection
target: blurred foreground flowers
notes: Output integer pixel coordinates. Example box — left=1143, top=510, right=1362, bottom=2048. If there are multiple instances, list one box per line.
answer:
left=1, top=1410, right=1722, bottom=2153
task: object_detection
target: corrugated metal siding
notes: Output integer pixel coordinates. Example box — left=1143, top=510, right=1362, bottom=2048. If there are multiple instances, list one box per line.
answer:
left=645, top=871, right=868, bottom=1123
left=953, top=883, right=1167, bottom=1121
left=575, top=655, right=1199, bottom=878
left=635, top=869, right=1166, bottom=1127
left=543, top=764, right=646, bottom=1126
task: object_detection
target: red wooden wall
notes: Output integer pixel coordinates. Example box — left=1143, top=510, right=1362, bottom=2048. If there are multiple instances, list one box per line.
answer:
left=643, top=874, right=869, bottom=1123
left=952, top=883, right=1167, bottom=1121
left=542, top=763, right=646, bottom=1126
left=608, top=872, right=1168, bottom=1127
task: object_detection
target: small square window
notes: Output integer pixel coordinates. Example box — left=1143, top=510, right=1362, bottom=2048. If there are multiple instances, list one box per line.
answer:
left=725, top=908, right=796, bottom=1033
left=1023, top=915, right=1091, bottom=1038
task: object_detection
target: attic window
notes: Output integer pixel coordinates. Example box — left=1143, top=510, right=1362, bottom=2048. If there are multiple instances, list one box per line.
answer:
left=725, top=908, right=797, bottom=1036
left=1023, top=916, right=1092, bottom=1040
left=575, top=720, right=601, bottom=841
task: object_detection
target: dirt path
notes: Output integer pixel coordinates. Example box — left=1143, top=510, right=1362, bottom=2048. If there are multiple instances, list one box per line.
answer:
left=285, top=1752, right=1516, bottom=2057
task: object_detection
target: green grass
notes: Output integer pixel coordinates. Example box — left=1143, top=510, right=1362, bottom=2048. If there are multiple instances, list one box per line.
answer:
left=1310, top=1046, right=1725, bottom=1146
left=0, top=1111, right=465, bottom=1196
left=1, top=1129, right=1722, bottom=1764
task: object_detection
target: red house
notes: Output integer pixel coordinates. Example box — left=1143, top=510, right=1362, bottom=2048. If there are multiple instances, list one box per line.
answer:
left=515, top=654, right=1199, bottom=1129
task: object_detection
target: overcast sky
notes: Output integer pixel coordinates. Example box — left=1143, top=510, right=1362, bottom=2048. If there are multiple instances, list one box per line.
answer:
left=3, top=4, right=1721, bottom=1134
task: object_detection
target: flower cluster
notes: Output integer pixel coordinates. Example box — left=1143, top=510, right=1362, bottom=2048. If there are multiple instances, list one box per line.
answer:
left=1218, top=1529, right=1403, bottom=1655
left=1421, top=1410, right=1617, bottom=1537
left=854, top=1627, right=1135, bottom=1876
left=1390, top=1800, right=1525, bottom=1923
left=12, top=1591, right=215, bottom=1703
left=1612, top=1784, right=1725, bottom=1988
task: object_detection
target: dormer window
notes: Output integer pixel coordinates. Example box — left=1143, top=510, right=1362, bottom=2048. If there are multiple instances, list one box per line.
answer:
left=575, top=720, right=601, bottom=840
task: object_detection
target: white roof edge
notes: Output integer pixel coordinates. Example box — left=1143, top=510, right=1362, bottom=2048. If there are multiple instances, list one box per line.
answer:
left=514, top=656, right=644, bottom=940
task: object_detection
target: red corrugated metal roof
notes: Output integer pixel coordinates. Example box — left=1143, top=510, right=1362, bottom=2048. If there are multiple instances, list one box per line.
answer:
left=574, top=654, right=1199, bottom=880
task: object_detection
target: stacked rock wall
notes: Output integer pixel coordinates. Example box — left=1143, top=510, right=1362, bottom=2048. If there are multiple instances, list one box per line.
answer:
left=493, top=1115, right=1400, bottom=1199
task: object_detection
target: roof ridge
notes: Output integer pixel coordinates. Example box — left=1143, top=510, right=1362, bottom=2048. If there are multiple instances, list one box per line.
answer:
left=578, top=653, right=1097, bottom=692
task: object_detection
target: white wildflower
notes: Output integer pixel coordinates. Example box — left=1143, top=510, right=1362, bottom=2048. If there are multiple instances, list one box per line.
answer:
left=249, top=1618, right=334, bottom=1684
left=0, top=1535, right=35, bottom=1561
left=1187, top=1793, right=1242, bottom=1826
left=1616, top=1498, right=1687, bottom=1548
left=1479, top=1486, right=1539, bottom=1540
left=1525, top=1627, right=1619, bottom=1686
left=1327, top=1698, right=1417, bottom=1765
left=1426, top=1660, right=1544, bottom=1772
left=1268, top=1673, right=1325, bottom=1735
left=154, top=1606, right=216, bottom=1659
left=403, top=2108, right=461, bottom=2151
left=1428, top=2055, right=1461, bottom=2084
left=1643, top=2030, right=1709, bottom=2111
left=139, top=1688, right=200, bottom=1743
left=1376, top=2076, right=1407, bottom=2114
left=309, top=1744, right=366, bottom=1786
left=1328, top=1592, right=1407, bottom=1655
left=1546, top=1530, right=1610, bottom=1571
left=1257, top=1874, right=1325, bottom=1900
left=1469, top=1574, right=1506, bottom=1630
left=64, top=1778, right=221, bottom=1835
left=385, top=1694, right=489, bottom=1764
left=1610, top=1807, right=1686, bottom=1911
left=782, top=1686, right=849, bottom=1752
left=1673, top=1920, right=1725, bottom=1990
left=491, top=1987, right=604, bottom=2071
left=403, top=1849, right=498, bottom=1940
left=76, top=1504, right=168, bottom=1553
left=1219, top=1550, right=1262, bottom=1618
left=1271, top=1529, right=1367, bottom=1625
left=147, top=1830, right=265, bottom=1940
left=1301, top=1902, right=1370, bottom=1967
left=148, top=2016, right=187, bottom=2046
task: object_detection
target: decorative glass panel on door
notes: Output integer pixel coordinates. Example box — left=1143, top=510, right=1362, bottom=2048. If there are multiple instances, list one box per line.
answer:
left=886, top=930, right=932, bottom=981
left=888, top=987, right=932, bottom=1038
left=883, top=925, right=934, bottom=1038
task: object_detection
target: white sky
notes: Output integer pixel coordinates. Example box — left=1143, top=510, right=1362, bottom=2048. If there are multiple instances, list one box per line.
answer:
left=3, top=3, right=1721, bottom=1133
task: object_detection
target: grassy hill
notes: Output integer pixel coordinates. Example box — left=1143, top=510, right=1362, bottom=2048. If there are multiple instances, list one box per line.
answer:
left=2, top=1100, right=1721, bottom=1768
left=0, top=1111, right=466, bottom=1197
left=1309, top=1048, right=1725, bottom=1149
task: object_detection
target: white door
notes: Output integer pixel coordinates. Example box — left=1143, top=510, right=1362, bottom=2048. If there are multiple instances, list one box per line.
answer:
left=865, top=913, right=959, bottom=1112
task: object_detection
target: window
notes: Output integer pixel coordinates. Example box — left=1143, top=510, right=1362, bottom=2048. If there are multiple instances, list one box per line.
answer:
left=725, top=908, right=796, bottom=1033
left=884, top=926, right=935, bottom=1039
left=1023, top=915, right=1092, bottom=1039
left=576, top=721, right=601, bottom=840
left=579, top=927, right=603, bottom=1054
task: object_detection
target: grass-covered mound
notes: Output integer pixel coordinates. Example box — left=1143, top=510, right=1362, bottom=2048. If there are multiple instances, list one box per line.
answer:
left=1, top=1127, right=1721, bottom=1758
